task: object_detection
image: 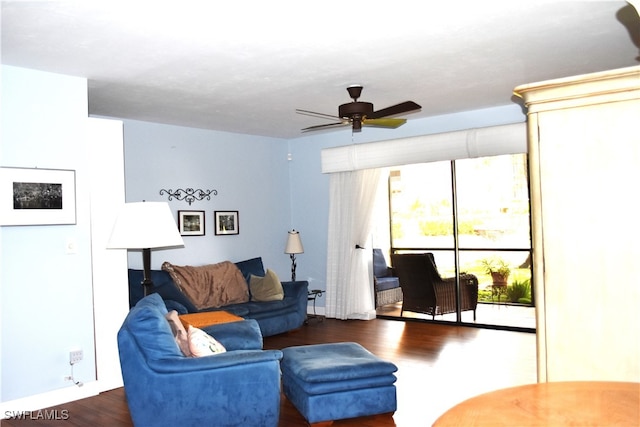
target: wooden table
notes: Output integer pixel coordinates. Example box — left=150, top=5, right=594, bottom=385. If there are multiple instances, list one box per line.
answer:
left=433, top=381, right=640, bottom=426
left=179, top=311, right=244, bottom=328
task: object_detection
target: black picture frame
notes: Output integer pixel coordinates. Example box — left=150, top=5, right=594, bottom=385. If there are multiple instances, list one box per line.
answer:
left=178, top=210, right=205, bottom=236
left=214, top=210, right=239, bottom=235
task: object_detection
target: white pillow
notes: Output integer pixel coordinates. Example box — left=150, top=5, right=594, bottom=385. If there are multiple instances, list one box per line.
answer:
left=187, top=325, right=226, bottom=357
left=165, top=310, right=191, bottom=357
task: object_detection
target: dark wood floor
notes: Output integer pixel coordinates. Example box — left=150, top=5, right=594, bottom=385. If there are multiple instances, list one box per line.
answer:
left=3, top=318, right=536, bottom=426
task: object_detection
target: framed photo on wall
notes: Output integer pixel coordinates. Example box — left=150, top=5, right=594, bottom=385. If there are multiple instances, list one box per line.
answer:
left=0, top=167, right=76, bottom=226
left=178, top=210, right=205, bottom=236
left=214, top=210, right=239, bottom=235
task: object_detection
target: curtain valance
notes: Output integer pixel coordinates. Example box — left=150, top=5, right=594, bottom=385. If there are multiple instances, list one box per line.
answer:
left=321, top=122, right=526, bottom=173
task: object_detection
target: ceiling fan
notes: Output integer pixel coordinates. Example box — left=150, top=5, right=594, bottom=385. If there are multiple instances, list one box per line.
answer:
left=296, top=85, right=421, bottom=133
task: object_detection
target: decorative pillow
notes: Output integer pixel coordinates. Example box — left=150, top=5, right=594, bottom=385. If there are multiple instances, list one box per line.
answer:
left=235, top=257, right=266, bottom=285
left=165, top=310, right=191, bottom=357
left=187, top=325, right=226, bottom=357
left=249, top=269, right=284, bottom=302
left=162, top=261, right=249, bottom=310
left=126, top=297, right=184, bottom=361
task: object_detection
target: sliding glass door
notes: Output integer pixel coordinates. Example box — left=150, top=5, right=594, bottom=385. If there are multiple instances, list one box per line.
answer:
left=375, top=154, right=534, bottom=330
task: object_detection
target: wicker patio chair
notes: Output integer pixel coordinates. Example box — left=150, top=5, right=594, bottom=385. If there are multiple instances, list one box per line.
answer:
left=391, top=253, right=478, bottom=320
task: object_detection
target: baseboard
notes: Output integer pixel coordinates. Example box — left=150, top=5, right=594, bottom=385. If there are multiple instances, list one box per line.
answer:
left=1, top=381, right=100, bottom=419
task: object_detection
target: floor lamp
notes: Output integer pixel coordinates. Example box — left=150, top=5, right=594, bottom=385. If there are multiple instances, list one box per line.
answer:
left=108, top=201, right=184, bottom=296
left=285, top=229, right=304, bottom=281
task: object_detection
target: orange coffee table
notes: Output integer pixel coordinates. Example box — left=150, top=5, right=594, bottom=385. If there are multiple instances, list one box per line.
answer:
left=433, top=381, right=640, bottom=427
left=179, top=311, right=244, bottom=329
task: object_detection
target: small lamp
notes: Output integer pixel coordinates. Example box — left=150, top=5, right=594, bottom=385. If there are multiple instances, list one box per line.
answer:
left=285, top=229, right=304, bottom=281
left=107, top=201, right=184, bottom=296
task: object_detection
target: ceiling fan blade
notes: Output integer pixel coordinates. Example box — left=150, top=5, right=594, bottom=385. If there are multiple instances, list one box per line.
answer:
left=367, top=101, right=421, bottom=119
left=296, top=109, right=340, bottom=120
left=363, top=118, right=407, bottom=128
left=301, top=121, right=349, bottom=132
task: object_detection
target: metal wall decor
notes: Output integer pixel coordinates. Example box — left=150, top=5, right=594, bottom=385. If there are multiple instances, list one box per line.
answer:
left=159, top=188, right=217, bottom=205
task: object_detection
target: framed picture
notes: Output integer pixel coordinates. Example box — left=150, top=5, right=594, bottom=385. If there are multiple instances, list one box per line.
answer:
left=214, top=210, right=239, bottom=235
left=0, top=167, right=76, bottom=226
left=178, top=210, right=205, bottom=236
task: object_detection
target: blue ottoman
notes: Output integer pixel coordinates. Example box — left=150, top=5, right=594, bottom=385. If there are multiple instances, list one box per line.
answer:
left=281, top=342, right=398, bottom=425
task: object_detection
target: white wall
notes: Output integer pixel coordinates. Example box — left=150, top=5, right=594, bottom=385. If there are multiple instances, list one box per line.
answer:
left=88, top=118, right=129, bottom=392
left=1, top=66, right=127, bottom=411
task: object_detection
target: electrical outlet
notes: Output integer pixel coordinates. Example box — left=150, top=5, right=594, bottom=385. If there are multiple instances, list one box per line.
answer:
left=65, top=237, right=77, bottom=254
left=69, top=349, right=83, bottom=365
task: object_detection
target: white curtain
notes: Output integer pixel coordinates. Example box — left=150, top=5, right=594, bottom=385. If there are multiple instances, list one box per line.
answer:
left=325, top=168, right=382, bottom=320
left=322, top=123, right=526, bottom=319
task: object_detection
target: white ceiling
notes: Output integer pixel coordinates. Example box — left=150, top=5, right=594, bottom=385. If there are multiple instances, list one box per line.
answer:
left=2, top=1, right=639, bottom=139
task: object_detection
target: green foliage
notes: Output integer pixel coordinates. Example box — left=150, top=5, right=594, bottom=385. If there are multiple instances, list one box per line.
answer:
left=457, top=220, right=478, bottom=235
left=506, top=279, right=531, bottom=303
left=480, top=257, right=511, bottom=277
left=477, top=274, right=532, bottom=305
left=409, top=199, right=426, bottom=216
left=418, top=220, right=479, bottom=237
left=418, top=220, right=452, bottom=236
left=391, top=222, right=403, bottom=240
left=477, top=289, right=493, bottom=302
left=478, top=288, right=508, bottom=303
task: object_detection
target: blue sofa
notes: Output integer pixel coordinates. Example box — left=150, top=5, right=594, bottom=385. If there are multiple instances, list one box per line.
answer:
left=118, top=293, right=283, bottom=427
left=128, top=257, right=308, bottom=337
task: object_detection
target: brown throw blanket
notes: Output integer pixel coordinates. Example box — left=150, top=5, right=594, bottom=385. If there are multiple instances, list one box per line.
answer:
left=162, top=261, right=249, bottom=310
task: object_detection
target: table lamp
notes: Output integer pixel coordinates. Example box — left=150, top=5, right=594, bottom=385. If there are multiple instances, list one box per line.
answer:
left=285, top=229, right=304, bottom=281
left=107, top=201, right=184, bottom=296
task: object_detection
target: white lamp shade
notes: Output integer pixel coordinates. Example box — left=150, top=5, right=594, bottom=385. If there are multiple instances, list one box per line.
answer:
left=285, top=230, right=304, bottom=254
left=107, top=202, right=184, bottom=249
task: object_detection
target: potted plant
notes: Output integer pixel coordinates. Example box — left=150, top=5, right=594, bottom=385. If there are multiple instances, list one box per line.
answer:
left=506, top=279, right=532, bottom=304
left=480, top=258, right=511, bottom=286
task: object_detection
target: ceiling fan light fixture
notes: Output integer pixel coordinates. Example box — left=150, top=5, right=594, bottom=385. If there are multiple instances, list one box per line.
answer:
left=352, top=116, right=363, bottom=132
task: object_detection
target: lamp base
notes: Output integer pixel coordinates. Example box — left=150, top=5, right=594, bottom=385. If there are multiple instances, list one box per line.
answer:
left=142, top=247, right=154, bottom=296
left=290, top=253, right=297, bottom=282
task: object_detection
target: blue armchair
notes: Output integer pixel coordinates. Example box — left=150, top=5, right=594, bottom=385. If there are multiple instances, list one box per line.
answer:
left=117, top=293, right=283, bottom=427
left=373, top=248, right=403, bottom=308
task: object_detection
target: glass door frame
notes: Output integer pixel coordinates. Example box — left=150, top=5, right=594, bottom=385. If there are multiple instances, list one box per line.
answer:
left=381, top=158, right=535, bottom=333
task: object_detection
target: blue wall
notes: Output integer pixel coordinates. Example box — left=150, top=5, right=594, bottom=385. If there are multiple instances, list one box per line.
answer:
left=121, top=119, right=294, bottom=277
left=1, top=64, right=525, bottom=409
left=122, top=105, right=526, bottom=303
left=1, top=66, right=97, bottom=402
